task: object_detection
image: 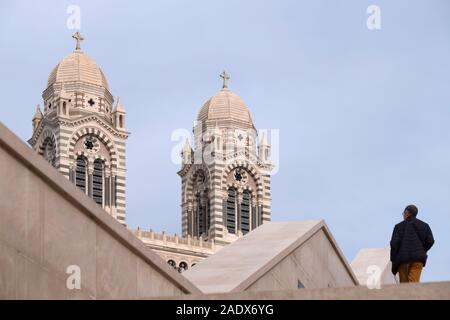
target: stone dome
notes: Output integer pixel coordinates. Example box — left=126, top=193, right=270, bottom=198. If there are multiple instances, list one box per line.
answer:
left=197, top=88, right=254, bottom=127
left=47, top=50, right=109, bottom=90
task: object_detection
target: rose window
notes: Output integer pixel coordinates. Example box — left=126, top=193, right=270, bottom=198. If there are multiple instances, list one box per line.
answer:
left=233, top=168, right=248, bottom=185
left=83, top=136, right=100, bottom=153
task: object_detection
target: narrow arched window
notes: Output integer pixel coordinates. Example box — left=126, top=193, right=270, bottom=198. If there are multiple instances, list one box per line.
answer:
left=63, top=102, right=67, bottom=115
left=75, top=156, right=87, bottom=193
left=241, top=191, right=251, bottom=234
left=179, top=261, right=188, bottom=273
left=119, top=115, right=123, bottom=128
left=226, top=188, right=236, bottom=234
left=167, top=260, right=176, bottom=269
left=42, top=137, right=55, bottom=165
left=93, top=159, right=104, bottom=206
left=197, top=196, right=208, bottom=237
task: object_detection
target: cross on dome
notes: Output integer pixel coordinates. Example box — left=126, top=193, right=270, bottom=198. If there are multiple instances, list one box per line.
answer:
left=72, top=31, right=84, bottom=51
left=220, top=70, right=230, bottom=89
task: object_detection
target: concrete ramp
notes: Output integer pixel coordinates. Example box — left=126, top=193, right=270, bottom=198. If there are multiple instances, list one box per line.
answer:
left=184, top=220, right=358, bottom=293
left=0, top=122, right=200, bottom=299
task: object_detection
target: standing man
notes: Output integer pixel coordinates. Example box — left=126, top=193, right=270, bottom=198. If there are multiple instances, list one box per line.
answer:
left=390, top=205, right=435, bottom=283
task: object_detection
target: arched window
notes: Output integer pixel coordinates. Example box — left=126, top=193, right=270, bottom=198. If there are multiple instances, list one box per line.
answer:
left=179, top=261, right=188, bottom=273
left=62, top=102, right=67, bottom=115
left=226, top=188, right=236, bottom=234
left=119, top=115, right=123, bottom=128
left=42, top=137, right=55, bottom=165
left=196, top=195, right=209, bottom=237
left=241, top=191, right=251, bottom=234
left=75, top=156, right=87, bottom=193
left=167, top=260, right=176, bottom=269
left=192, top=171, right=209, bottom=237
left=93, top=159, right=104, bottom=206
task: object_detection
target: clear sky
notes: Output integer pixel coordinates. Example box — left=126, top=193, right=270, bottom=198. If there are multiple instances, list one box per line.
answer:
left=1, top=0, right=449, bottom=282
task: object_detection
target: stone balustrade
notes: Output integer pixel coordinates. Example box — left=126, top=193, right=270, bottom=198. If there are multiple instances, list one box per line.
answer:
left=134, top=228, right=216, bottom=251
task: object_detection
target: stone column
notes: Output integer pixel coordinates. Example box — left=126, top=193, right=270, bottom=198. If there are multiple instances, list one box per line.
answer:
left=222, top=198, right=227, bottom=230
left=251, top=197, right=257, bottom=230
left=105, top=173, right=110, bottom=211
left=114, top=176, right=118, bottom=207
left=205, top=193, right=210, bottom=236
left=187, top=204, right=193, bottom=236
left=193, top=198, right=198, bottom=238
left=68, top=164, right=74, bottom=183
left=236, top=190, right=243, bottom=233
left=87, top=165, right=93, bottom=198
left=258, top=203, right=263, bottom=226
left=199, top=196, right=206, bottom=237
left=72, top=166, right=77, bottom=184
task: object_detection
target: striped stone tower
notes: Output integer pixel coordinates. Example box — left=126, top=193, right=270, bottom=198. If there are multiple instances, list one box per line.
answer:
left=179, top=71, right=273, bottom=245
left=28, top=32, right=128, bottom=224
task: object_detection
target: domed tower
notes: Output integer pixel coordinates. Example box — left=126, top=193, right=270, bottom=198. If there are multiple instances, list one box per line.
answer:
left=28, top=32, right=128, bottom=224
left=178, top=71, right=273, bottom=244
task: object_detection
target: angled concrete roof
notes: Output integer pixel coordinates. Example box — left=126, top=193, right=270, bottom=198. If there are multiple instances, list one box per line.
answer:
left=184, top=220, right=358, bottom=293
left=351, top=247, right=398, bottom=286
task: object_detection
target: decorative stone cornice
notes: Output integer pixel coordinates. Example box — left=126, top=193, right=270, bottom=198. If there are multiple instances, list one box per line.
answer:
left=28, top=117, right=58, bottom=146
left=224, top=149, right=273, bottom=170
left=178, top=163, right=193, bottom=177
left=29, top=114, right=129, bottom=147
left=177, top=148, right=273, bottom=178
left=59, top=114, right=129, bottom=139
left=134, top=228, right=217, bottom=254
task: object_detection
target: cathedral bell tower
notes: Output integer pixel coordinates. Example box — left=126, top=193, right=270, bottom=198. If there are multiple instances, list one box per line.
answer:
left=178, top=71, right=273, bottom=245
left=28, top=32, right=129, bottom=224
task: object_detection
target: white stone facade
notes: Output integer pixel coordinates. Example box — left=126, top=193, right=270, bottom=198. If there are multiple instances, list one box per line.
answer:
left=178, top=74, right=273, bottom=245
left=134, top=229, right=220, bottom=273
left=139, top=73, right=274, bottom=270
left=28, top=34, right=128, bottom=224
left=27, top=35, right=272, bottom=270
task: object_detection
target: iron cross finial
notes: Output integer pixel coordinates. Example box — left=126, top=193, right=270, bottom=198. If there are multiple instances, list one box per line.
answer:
left=72, top=31, right=84, bottom=51
left=220, top=70, right=230, bottom=89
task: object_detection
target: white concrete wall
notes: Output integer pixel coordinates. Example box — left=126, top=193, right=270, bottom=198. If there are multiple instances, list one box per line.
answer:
left=246, top=230, right=356, bottom=291
left=163, top=281, right=450, bottom=300
left=351, top=248, right=398, bottom=287
left=0, top=123, right=200, bottom=299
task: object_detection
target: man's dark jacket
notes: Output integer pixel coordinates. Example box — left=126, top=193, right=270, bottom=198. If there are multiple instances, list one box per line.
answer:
left=390, top=217, right=434, bottom=275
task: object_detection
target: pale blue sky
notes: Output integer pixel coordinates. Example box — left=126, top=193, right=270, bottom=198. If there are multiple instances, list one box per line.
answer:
left=1, top=0, right=449, bottom=282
